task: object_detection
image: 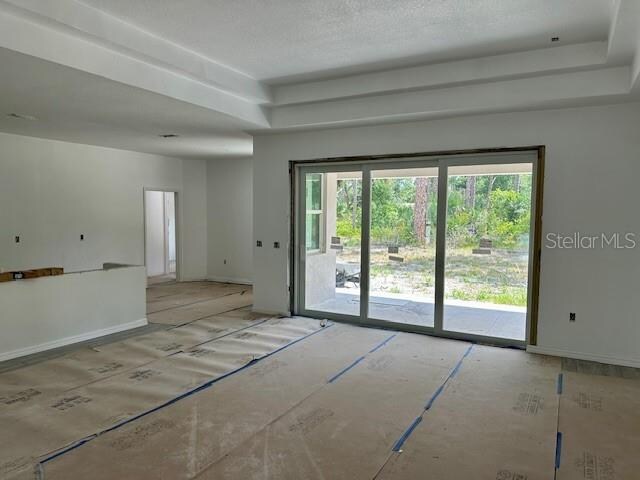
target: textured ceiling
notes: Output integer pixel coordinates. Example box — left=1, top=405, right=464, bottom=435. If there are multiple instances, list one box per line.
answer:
left=79, top=0, right=612, bottom=82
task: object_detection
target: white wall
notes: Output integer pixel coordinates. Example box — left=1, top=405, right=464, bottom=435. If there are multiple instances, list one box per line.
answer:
left=144, top=190, right=165, bottom=277
left=253, top=102, right=640, bottom=367
left=0, top=132, right=208, bottom=280
left=181, top=159, right=208, bottom=280
left=0, top=265, right=147, bottom=361
left=206, top=157, right=253, bottom=284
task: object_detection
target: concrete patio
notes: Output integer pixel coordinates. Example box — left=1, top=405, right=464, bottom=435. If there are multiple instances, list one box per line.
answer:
left=308, top=290, right=526, bottom=341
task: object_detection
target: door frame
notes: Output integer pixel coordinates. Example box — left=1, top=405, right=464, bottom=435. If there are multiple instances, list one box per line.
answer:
left=143, top=188, right=181, bottom=282
left=290, top=146, right=545, bottom=347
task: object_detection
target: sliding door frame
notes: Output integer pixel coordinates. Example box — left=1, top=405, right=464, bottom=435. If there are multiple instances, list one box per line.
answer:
left=290, top=146, right=544, bottom=347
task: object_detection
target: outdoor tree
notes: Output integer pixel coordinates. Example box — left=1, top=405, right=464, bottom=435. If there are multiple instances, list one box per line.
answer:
left=413, top=177, right=428, bottom=244
left=465, top=176, right=476, bottom=209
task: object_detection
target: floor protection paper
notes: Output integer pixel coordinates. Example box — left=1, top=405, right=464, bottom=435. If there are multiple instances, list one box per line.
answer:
left=147, top=291, right=253, bottom=325
left=0, top=317, right=324, bottom=479
left=556, top=371, right=640, bottom=480
left=377, top=346, right=561, bottom=480
left=39, top=324, right=399, bottom=479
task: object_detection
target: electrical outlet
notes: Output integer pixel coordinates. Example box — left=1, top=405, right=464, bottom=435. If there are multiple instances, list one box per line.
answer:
left=569, top=312, right=576, bottom=322
left=274, top=241, right=280, bottom=249
left=80, top=234, right=85, bottom=240
left=15, top=235, right=20, bottom=243
left=256, top=240, right=262, bottom=247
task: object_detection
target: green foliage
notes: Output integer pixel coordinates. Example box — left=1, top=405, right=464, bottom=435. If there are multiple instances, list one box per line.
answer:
left=370, top=179, right=415, bottom=245
left=336, top=218, right=361, bottom=247
left=450, top=286, right=528, bottom=306
left=445, top=175, right=532, bottom=248
left=487, top=189, right=531, bottom=248
left=334, top=173, right=532, bottom=249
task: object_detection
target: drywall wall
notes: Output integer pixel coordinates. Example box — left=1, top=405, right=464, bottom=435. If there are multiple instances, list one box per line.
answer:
left=145, top=190, right=166, bottom=277
left=0, top=132, right=208, bottom=280
left=206, top=157, right=253, bottom=284
left=180, top=159, right=208, bottom=280
left=253, top=101, right=640, bottom=367
left=0, top=265, right=146, bottom=361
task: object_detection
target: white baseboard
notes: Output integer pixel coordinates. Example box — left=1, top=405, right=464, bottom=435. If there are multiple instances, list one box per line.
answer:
left=0, top=318, right=148, bottom=362
left=207, top=276, right=253, bottom=286
left=527, top=345, right=640, bottom=369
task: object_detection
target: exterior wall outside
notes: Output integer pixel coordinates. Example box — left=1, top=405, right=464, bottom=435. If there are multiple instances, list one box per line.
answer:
left=304, top=172, right=338, bottom=307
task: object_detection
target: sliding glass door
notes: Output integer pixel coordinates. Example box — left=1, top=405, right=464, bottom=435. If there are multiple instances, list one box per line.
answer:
left=294, top=151, right=539, bottom=346
left=367, top=165, right=439, bottom=328
left=442, top=163, right=533, bottom=341
left=299, top=167, right=363, bottom=320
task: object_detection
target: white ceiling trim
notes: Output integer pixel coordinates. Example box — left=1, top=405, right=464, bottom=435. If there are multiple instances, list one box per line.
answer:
left=1, top=0, right=271, bottom=103
left=273, top=42, right=609, bottom=106
left=269, top=67, right=631, bottom=130
left=0, top=1, right=270, bottom=130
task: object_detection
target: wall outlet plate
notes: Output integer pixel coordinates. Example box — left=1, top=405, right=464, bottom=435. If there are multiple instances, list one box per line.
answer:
left=569, top=312, right=576, bottom=321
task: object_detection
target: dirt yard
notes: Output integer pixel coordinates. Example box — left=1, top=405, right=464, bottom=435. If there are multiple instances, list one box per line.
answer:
left=337, top=245, right=529, bottom=306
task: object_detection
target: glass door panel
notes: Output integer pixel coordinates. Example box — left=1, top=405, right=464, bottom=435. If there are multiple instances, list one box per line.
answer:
left=296, top=153, right=538, bottom=347
left=443, top=163, right=533, bottom=341
left=368, top=166, right=438, bottom=327
left=302, top=170, right=363, bottom=318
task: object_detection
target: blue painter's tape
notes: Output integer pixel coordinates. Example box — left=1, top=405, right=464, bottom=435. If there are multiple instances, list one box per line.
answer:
left=425, top=384, right=445, bottom=411
left=390, top=343, right=475, bottom=453
left=425, top=344, right=474, bottom=410
left=328, top=333, right=396, bottom=383
left=450, top=344, right=474, bottom=377
left=369, top=334, right=397, bottom=353
left=555, top=432, right=563, bottom=469
left=36, top=434, right=98, bottom=465
left=328, top=356, right=366, bottom=383
left=557, top=373, right=564, bottom=395
left=392, top=416, right=423, bottom=452
left=39, top=322, right=334, bottom=466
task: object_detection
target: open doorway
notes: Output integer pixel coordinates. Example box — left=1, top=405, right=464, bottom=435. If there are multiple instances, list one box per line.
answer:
left=144, top=190, right=177, bottom=284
